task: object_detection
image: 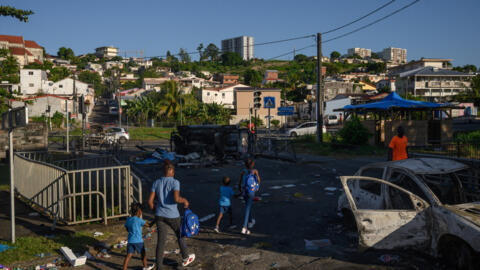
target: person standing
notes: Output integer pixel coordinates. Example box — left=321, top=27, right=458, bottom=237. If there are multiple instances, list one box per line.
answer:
left=388, top=126, right=408, bottom=161
left=238, top=158, right=260, bottom=235
left=148, top=161, right=195, bottom=269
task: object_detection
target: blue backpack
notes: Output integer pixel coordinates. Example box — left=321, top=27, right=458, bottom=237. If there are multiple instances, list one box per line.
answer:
left=244, top=170, right=259, bottom=195
left=180, top=209, right=199, bottom=238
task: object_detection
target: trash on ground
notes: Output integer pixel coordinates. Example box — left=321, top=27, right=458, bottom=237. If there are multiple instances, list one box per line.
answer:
left=28, top=212, right=40, bottom=217
left=113, top=240, right=128, bottom=249
left=283, top=184, right=296, bottom=188
left=294, top=192, right=304, bottom=198
left=379, top=254, right=400, bottom=263
left=324, top=187, right=337, bottom=192
left=163, top=249, right=180, bottom=255
left=135, top=158, right=160, bottom=165
left=199, top=213, right=215, bottom=222
left=0, top=244, right=12, bottom=253
left=60, top=246, right=87, bottom=266
left=269, top=186, right=282, bottom=190
left=93, top=231, right=104, bottom=237
left=310, top=181, right=321, bottom=184
left=260, top=193, right=271, bottom=197
left=240, top=252, right=261, bottom=263
left=83, top=251, right=94, bottom=260
left=211, top=168, right=219, bottom=172
left=304, top=239, right=332, bottom=250
left=184, top=152, right=200, bottom=160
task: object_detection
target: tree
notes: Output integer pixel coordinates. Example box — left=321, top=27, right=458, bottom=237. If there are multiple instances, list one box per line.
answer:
left=221, top=52, right=243, bottom=66
left=366, top=62, right=386, bottom=74
left=338, top=116, right=371, bottom=145
left=78, top=70, right=105, bottom=96
left=57, top=47, right=75, bottom=60
left=453, top=65, right=477, bottom=73
left=0, top=5, right=34, bottom=22
left=243, top=69, right=262, bottom=86
left=330, top=51, right=341, bottom=60
left=49, top=67, right=71, bottom=82
left=205, top=43, right=219, bottom=62
left=111, top=56, right=123, bottom=62
left=371, top=52, right=381, bottom=59
left=178, top=48, right=191, bottom=63
left=0, top=54, right=20, bottom=83
left=196, top=43, right=204, bottom=61
left=294, top=54, right=308, bottom=62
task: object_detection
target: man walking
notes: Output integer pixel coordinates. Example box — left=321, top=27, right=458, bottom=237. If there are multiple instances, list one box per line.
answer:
left=388, top=126, right=408, bottom=161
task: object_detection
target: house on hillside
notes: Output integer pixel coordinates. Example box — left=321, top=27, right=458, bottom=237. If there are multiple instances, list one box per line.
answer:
left=200, top=84, right=248, bottom=109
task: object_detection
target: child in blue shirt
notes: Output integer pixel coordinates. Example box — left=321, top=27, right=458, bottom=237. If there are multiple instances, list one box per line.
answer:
left=214, top=176, right=235, bottom=233
left=122, top=202, right=153, bottom=270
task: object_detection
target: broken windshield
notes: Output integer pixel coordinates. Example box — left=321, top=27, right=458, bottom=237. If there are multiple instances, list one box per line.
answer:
left=421, top=169, right=480, bottom=205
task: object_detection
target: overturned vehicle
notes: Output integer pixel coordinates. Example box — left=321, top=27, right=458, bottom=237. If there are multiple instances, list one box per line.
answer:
left=337, top=158, right=480, bottom=269
left=170, top=125, right=249, bottom=160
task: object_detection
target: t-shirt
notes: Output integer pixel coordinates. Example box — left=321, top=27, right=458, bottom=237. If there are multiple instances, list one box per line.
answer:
left=219, top=186, right=235, bottom=206
left=389, top=135, right=408, bottom=161
left=151, top=177, right=180, bottom=218
left=124, top=216, right=146, bottom=244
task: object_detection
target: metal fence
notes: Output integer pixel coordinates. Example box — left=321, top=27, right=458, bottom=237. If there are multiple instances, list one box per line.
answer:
left=14, top=152, right=142, bottom=225
left=254, top=136, right=297, bottom=161
left=410, top=142, right=480, bottom=160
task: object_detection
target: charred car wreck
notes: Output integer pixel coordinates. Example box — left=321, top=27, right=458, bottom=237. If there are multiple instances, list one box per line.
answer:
left=337, top=158, right=480, bottom=269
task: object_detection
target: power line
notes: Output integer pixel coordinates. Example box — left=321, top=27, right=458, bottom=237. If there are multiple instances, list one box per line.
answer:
left=321, top=0, right=396, bottom=35
left=267, top=44, right=315, bottom=60
left=323, top=0, right=420, bottom=44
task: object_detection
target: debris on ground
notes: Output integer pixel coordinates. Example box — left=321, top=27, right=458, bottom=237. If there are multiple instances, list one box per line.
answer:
left=93, top=231, right=104, bottom=237
left=324, top=187, right=337, bottom=192
left=283, top=184, right=296, bottom=188
left=240, top=252, right=261, bottom=263
left=304, top=239, right=332, bottom=250
left=28, top=212, right=40, bottom=217
left=83, top=251, right=94, bottom=260
left=164, top=249, right=180, bottom=255
left=113, top=240, right=128, bottom=249
left=269, top=186, right=282, bottom=190
left=199, top=214, right=215, bottom=222
left=60, top=246, right=87, bottom=266
left=379, top=254, right=400, bottom=263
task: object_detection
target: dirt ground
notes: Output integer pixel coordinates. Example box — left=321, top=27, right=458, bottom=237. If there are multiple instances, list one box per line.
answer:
left=1, top=149, right=441, bottom=269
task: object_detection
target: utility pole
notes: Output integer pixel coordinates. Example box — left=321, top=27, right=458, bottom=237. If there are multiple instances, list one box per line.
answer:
left=117, top=88, right=122, bottom=128
left=66, top=100, right=69, bottom=153
left=316, top=33, right=323, bottom=143
left=9, top=117, right=15, bottom=243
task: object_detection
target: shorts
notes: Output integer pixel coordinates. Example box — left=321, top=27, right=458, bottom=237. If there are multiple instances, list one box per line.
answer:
left=219, top=205, right=232, bottom=214
left=127, top=242, right=145, bottom=254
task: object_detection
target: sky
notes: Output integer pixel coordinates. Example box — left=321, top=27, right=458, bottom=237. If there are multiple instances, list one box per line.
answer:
left=1, top=0, right=479, bottom=67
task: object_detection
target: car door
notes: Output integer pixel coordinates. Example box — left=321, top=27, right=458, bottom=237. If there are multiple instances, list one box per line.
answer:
left=341, top=176, right=431, bottom=251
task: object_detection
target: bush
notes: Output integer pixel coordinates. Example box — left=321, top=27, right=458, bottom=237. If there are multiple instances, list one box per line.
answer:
left=456, top=130, right=480, bottom=144
left=338, top=116, right=371, bottom=145
left=51, top=112, right=64, bottom=128
left=271, top=119, right=280, bottom=128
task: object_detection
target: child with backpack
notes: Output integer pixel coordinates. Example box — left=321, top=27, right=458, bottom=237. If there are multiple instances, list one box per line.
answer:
left=122, top=202, right=154, bottom=270
left=148, top=161, right=196, bottom=269
left=238, top=158, right=261, bottom=235
left=214, top=176, right=236, bottom=233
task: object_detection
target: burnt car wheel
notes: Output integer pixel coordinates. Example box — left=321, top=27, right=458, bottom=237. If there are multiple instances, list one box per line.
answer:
left=443, top=240, right=475, bottom=270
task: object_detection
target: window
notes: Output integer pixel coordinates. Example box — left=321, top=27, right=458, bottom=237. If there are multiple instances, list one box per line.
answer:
left=387, top=186, right=415, bottom=210
left=222, top=93, right=225, bottom=98
left=28, top=71, right=34, bottom=75
left=59, top=85, right=63, bottom=88
left=359, top=180, right=382, bottom=196
left=390, top=171, right=429, bottom=202
left=215, top=93, right=218, bottom=97
left=29, top=83, right=34, bottom=87
left=207, top=92, right=210, bottom=96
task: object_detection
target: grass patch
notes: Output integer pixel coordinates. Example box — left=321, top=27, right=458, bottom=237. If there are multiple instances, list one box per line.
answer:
left=129, top=127, right=175, bottom=141
left=0, top=230, right=112, bottom=264
left=0, top=164, right=9, bottom=191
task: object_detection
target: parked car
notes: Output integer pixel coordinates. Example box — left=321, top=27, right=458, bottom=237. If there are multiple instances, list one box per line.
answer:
left=337, top=158, right=480, bottom=269
left=326, top=115, right=339, bottom=125
left=105, top=127, right=129, bottom=144
left=286, top=122, right=326, bottom=137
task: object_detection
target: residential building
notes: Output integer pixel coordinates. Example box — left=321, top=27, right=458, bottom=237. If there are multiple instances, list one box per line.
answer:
left=388, top=58, right=452, bottom=75
left=380, top=47, right=407, bottom=64
left=376, top=79, right=396, bottom=92
left=323, top=80, right=363, bottom=101
left=120, top=73, right=138, bottom=83
left=347, top=48, right=371, bottom=58
left=104, top=61, right=123, bottom=70
left=263, top=70, right=280, bottom=84
left=0, top=81, right=19, bottom=93
left=395, top=67, right=473, bottom=101
left=215, top=74, right=239, bottom=85
left=85, top=63, right=103, bottom=75
left=232, top=87, right=283, bottom=124
left=11, top=95, right=73, bottom=118
left=95, top=46, right=118, bottom=58
left=0, top=35, right=44, bottom=66
left=142, top=78, right=170, bottom=91
left=47, top=77, right=90, bottom=97
left=20, top=69, right=48, bottom=95
left=200, top=84, right=248, bottom=109
left=221, top=36, right=254, bottom=60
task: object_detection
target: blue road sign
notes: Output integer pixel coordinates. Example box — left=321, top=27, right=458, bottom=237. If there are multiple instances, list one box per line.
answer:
left=264, top=97, right=275, bottom=108
left=277, top=106, right=294, bottom=116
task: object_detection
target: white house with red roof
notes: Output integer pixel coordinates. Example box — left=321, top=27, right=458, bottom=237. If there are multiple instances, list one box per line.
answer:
left=200, top=84, right=248, bottom=109
left=0, top=35, right=44, bottom=66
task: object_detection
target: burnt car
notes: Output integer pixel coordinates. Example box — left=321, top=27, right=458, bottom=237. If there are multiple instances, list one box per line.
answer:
left=337, top=158, right=480, bottom=269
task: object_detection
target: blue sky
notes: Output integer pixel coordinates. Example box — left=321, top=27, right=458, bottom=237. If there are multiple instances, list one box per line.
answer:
left=1, top=0, right=479, bottom=66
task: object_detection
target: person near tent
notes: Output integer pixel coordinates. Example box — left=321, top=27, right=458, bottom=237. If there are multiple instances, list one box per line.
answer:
left=388, top=126, right=408, bottom=161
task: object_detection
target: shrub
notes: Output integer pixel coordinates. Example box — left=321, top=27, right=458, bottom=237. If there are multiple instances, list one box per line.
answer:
left=455, top=130, right=480, bottom=144
left=51, top=112, right=64, bottom=128
left=338, top=116, right=371, bottom=145
left=271, top=119, right=280, bottom=128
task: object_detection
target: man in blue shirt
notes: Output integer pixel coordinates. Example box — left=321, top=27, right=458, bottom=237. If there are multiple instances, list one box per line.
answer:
left=214, top=176, right=235, bottom=233
left=148, top=161, right=195, bottom=269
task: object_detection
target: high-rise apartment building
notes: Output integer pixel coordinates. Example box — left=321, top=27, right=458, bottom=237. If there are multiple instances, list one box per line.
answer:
left=381, top=47, right=407, bottom=64
left=347, top=48, right=371, bottom=58
left=221, top=36, right=254, bottom=61
left=95, top=46, right=118, bottom=58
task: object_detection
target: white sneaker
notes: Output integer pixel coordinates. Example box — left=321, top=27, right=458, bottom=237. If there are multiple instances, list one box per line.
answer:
left=182, top=254, right=195, bottom=267
left=143, top=265, right=154, bottom=270
left=248, top=219, right=256, bottom=229
left=214, top=227, right=220, bottom=233
left=241, top=227, right=251, bottom=235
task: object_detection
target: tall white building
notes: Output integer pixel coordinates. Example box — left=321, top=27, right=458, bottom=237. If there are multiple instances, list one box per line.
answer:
left=95, top=46, right=118, bottom=58
left=347, top=48, right=371, bottom=58
left=381, top=47, right=407, bottom=64
left=221, top=36, right=254, bottom=61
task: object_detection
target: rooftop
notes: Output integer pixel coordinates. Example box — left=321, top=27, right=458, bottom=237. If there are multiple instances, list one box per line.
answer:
left=400, top=66, right=473, bottom=77
left=0, top=35, right=23, bottom=44
left=9, top=47, right=33, bottom=56
left=25, top=40, right=42, bottom=49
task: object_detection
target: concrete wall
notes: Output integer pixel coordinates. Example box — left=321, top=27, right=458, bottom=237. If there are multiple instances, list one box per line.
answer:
left=0, top=123, right=47, bottom=158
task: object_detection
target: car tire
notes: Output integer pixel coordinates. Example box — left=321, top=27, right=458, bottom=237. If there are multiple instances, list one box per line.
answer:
left=119, top=136, right=127, bottom=144
left=290, top=132, right=297, bottom=137
left=442, top=240, right=475, bottom=270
